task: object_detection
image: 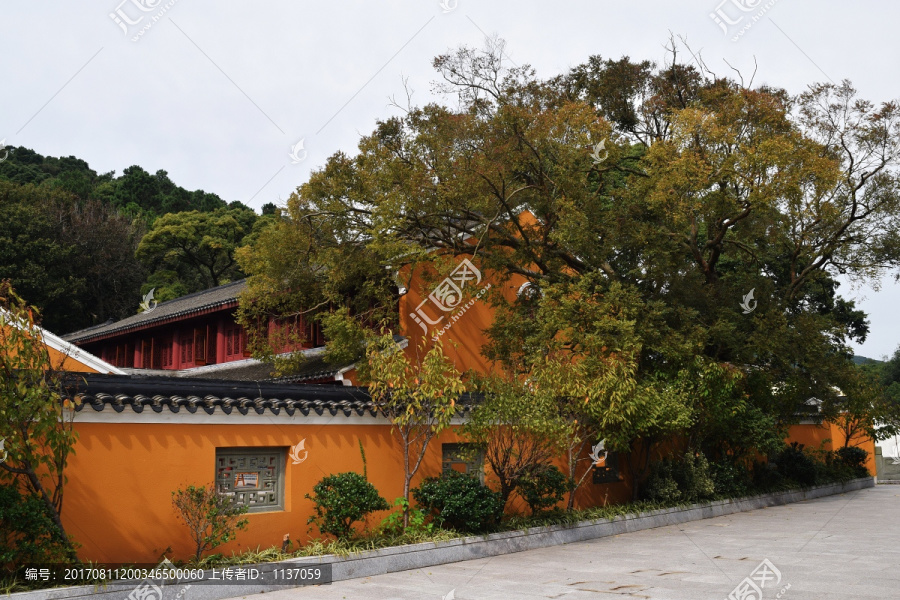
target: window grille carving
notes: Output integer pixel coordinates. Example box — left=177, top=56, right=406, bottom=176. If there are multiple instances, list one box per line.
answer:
left=215, top=448, right=285, bottom=512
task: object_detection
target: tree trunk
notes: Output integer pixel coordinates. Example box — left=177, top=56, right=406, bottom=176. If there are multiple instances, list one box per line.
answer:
left=402, top=439, right=411, bottom=528
left=566, top=445, right=577, bottom=511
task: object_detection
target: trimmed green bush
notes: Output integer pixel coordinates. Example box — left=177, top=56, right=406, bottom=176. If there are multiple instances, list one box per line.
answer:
left=644, top=452, right=715, bottom=503
left=834, top=446, right=869, bottom=478
left=306, top=473, right=389, bottom=540
left=752, top=460, right=786, bottom=491
left=517, top=466, right=571, bottom=515
left=413, top=472, right=504, bottom=532
left=774, top=442, right=817, bottom=486
left=709, top=459, right=752, bottom=498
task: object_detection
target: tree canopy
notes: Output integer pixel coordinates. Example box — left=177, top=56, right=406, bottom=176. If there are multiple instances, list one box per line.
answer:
left=238, top=38, right=900, bottom=463
left=0, top=147, right=264, bottom=332
left=136, top=206, right=262, bottom=301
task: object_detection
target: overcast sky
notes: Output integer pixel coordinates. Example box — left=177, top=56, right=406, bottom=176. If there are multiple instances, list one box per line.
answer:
left=1, top=0, right=897, bottom=358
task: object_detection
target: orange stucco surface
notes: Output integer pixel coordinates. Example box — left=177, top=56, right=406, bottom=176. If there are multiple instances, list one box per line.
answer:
left=64, top=421, right=634, bottom=563
left=48, top=346, right=101, bottom=373
left=789, top=422, right=876, bottom=475
left=65, top=422, right=456, bottom=563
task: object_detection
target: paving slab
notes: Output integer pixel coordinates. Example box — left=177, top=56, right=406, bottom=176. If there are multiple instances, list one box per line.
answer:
left=220, top=485, right=900, bottom=600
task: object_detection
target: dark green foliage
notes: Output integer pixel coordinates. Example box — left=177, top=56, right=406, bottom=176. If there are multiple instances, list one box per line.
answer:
left=412, top=472, right=504, bottom=532
left=171, top=484, right=249, bottom=562
left=708, top=459, right=752, bottom=498
left=306, top=473, right=389, bottom=540
left=643, top=452, right=716, bottom=503
left=0, top=485, right=73, bottom=569
left=517, top=466, right=572, bottom=515
left=379, top=498, right=433, bottom=536
left=774, top=443, right=818, bottom=486
left=0, top=146, right=260, bottom=332
left=834, top=446, right=869, bottom=477
left=136, top=207, right=258, bottom=298
left=752, top=460, right=786, bottom=492
left=0, top=147, right=232, bottom=219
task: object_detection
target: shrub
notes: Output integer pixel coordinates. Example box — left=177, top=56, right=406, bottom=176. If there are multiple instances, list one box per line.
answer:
left=380, top=497, right=433, bottom=536
left=751, top=460, right=785, bottom=492
left=774, top=442, right=818, bottom=486
left=172, top=484, right=249, bottom=562
left=643, top=452, right=715, bottom=504
left=0, top=484, right=73, bottom=570
left=306, top=472, right=389, bottom=540
left=413, top=472, right=504, bottom=532
left=709, top=459, right=751, bottom=498
left=517, top=466, right=571, bottom=515
left=834, top=446, right=869, bottom=478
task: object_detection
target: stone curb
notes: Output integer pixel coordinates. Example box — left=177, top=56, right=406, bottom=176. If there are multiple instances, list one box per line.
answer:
left=9, top=477, right=874, bottom=600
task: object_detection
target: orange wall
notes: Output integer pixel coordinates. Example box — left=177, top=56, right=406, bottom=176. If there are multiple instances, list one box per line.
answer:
left=398, top=257, right=525, bottom=376
left=1, top=324, right=103, bottom=373
left=64, top=420, right=632, bottom=563
left=788, top=422, right=877, bottom=475
left=48, top=346, right=101, bottom=373
left=66, top=421, right=427, bottom=562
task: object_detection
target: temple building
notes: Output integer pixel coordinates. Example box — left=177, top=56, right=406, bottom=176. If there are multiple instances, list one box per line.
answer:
left=61, top=280, right=352, bottom=384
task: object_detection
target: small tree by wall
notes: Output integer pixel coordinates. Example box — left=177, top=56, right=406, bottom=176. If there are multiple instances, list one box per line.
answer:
left=463, top=376, right=569, bottom=507
left=0, top=281, right=79, bottom=561
left=365, top=334, right=464, bottom=528
left=171, top=484, right=248, bottom=562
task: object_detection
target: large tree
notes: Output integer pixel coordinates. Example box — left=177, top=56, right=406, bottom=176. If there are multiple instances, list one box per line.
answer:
left=136, top=206, right=258, bottom=300
left=0, top=181, right=146, bottom=333
left=238, top=39, right=900, bottom=474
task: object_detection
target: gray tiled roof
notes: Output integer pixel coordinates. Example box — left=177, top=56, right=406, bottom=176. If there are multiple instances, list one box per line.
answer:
left=63, top=280, right=246, bottom=343
left=63, top=372, right=478, bottom=418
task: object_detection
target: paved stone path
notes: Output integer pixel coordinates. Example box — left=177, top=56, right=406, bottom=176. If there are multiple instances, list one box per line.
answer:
left=226, top=485, right=900, bottom=600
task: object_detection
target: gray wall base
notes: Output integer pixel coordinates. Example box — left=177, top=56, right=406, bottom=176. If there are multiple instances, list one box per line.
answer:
left=10, top=477, right=874, bottom=600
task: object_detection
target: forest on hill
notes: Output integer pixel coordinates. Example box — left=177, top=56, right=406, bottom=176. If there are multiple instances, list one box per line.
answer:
left=0, top=146, right=276, bottom=333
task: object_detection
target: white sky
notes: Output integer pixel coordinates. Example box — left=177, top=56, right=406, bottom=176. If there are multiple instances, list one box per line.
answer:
left=1, top=0, right=898, bottom=358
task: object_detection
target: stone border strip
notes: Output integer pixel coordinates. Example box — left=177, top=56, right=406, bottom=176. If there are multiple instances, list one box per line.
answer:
left=10, top=477, right=874, bottom=600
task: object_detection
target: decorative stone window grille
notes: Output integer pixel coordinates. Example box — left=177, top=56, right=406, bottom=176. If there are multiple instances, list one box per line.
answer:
left=215, top=448, right=285, bottom=512
left=441, top=443, right=484, bottom=482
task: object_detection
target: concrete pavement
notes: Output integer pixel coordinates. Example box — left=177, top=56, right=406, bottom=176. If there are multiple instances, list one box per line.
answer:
left=224, top=485, right=900, bottom=600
